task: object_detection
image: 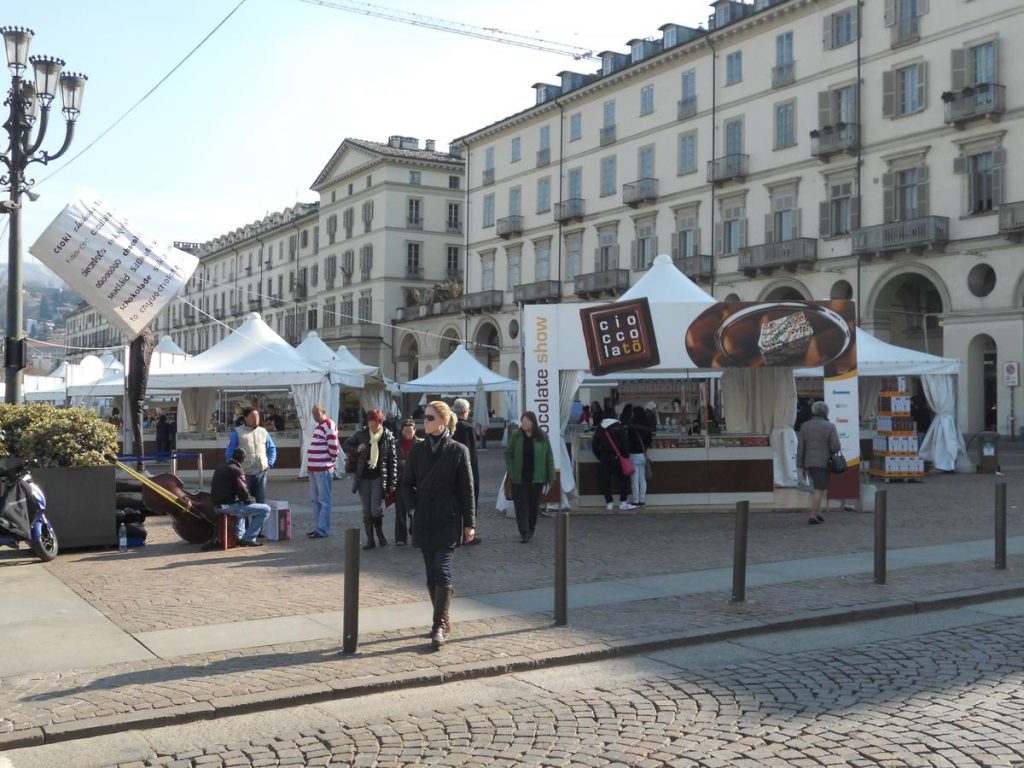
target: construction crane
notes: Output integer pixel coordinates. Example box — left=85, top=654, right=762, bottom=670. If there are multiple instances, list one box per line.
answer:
left=295, top=0, right=600, bottom=61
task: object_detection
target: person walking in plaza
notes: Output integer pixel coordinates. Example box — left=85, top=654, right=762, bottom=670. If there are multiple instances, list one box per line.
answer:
left=394, top=418, right=421, bottom=545
left=210, top=448, right=271, bottom=548
left=593, top=415, right=636, bottom=511
left=306, top=403, right=340, bottom=539
left=505, top=411, right=555, bottom=543
left=402, top=400, right=475, bottom=650
left=452, top=398, right=482, bottom=545
left=225, top=406, right=276, bottom=539
left=347, top=408, right=398, bottom=550
left=797, top=400, right=841, bottom=525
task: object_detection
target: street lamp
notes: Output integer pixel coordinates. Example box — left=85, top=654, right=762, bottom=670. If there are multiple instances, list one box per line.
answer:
left=0, top=26, right=86, bottom=403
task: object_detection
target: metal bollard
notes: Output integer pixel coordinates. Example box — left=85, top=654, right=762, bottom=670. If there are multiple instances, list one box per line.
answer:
left=554, top=510, right=569, bottom=626
left=996, top=481, right=1007, bottom=570
left=732, top=500, right=749, bottom=602
left=874, top=489, right=887, bottom=584
left=342, top=527, right=360, bottom=653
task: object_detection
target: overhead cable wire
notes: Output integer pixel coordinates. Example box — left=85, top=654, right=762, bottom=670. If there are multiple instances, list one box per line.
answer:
left=35, top=0, right=249, bottom=187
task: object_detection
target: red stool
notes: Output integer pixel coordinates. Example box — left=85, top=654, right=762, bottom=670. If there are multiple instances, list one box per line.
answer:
left=217, top=513, right=239, bottom=550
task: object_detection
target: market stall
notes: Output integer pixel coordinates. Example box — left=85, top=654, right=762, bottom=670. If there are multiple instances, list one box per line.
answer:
left=797, top=328, right=963, bottom=472
left=523, top=255, right=859, bottom=508
left=148, top=313, right=342, bottom=474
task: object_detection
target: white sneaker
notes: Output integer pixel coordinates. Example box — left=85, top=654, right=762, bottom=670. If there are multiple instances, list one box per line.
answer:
left=620, top=501, right=637, bottom=510
left=605, top=502, right=614, bottom=511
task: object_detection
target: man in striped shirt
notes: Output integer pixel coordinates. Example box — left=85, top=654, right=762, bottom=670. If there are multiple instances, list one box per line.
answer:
left=306, top=403, right=340, bottom=538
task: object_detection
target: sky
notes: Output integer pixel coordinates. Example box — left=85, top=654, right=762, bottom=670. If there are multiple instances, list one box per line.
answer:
left=6, top=0, right=711, bottom=274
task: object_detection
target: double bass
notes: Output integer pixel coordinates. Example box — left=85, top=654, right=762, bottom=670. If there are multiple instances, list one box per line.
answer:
left=118, top=462, right=218, bottom=544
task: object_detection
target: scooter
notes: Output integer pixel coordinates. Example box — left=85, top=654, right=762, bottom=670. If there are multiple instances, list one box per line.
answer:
left=0, top=457, right=57, bottom=562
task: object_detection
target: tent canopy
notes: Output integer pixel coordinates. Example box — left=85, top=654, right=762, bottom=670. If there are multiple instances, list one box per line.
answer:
left=154, top=335, right=187, bottom=356
left=334, top=344, right=380, bottom=376
left=295, top=331, right=366, bottom=388
left=148, top=312, right=328, bottom=389
left=796, top=327, right=960, bottom=377
left=620, top=253, right=715, bottom=304
left=400, top=345, right=517, bottom=393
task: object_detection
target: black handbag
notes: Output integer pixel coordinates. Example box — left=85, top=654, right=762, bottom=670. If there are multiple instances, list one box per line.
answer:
left=828, top=451, right=848, bottom=474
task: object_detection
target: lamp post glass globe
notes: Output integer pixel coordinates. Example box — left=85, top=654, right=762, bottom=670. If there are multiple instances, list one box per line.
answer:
left=28, top=54, right=63, bottom=103
left=0, top=26, right=33, bottom=75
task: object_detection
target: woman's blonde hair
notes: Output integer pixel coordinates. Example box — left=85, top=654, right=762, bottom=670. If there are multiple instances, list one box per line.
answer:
left=428, top=400, right=458, bottom=432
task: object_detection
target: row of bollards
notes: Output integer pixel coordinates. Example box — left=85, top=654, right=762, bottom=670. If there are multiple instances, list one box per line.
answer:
left=339, top=480, right=1012, bottom=647
left=730, top=481, right=1010, bottom=602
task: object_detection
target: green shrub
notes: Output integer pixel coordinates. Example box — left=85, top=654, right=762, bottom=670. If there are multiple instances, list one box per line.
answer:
left=0, top=404, right=118, bottom=467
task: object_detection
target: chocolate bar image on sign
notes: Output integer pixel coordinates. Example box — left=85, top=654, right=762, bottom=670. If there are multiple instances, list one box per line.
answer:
left=757, top=310, right=813, bottom=365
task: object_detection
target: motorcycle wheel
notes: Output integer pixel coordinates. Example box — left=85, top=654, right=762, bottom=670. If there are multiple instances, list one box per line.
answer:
left=31, top=525, right=58, bottom=562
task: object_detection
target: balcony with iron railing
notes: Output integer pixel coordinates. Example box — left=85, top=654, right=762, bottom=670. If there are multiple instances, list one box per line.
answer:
left=395, top=305, right=423, bottom=322
left=852, top=216, right=950, bottom=255
left=623, top=178, right=658, bottom=208
left=461, top=290, right=503, bottom=313
left=447, top=219, right=462, bottom=234
left=407, top=216, right=423, bottom=230
left=445, top=270, right=464, bottom=283
left=536, top=148, right=551, bottom=167
left=810, top=122, right=860, bottom=159
left=772, top=60, right=795, bottom=88
left=600, top=125, right=616, bottom=146
left=554, top=198, right=585, bottom=223
left=248, top=297, right=260, bottom=310
left=707, top=153, right=748, bottom=184
left=673, top=253, right=713, bottom=282
left=677, top=95, right=697, bottom=120
left=270, top=296, right=284, bottom=308
left=943, top=83, right=1006, bottom=127
left=891, top=16, right=919, bottom=47
left=739, top=238, right=818, bottom=275
left=513, top=280, right=561, bottom=304
left=292, top=283, right=307, bottom=300
left=999, top=201, right=1024, bottom=240
left=482, top=168, right=495, bottom=186
left=405, top=265, right=424, bottom=279
left=574, top=268, right=629, bottom=299
left=496, top=215, right=524, bottom=239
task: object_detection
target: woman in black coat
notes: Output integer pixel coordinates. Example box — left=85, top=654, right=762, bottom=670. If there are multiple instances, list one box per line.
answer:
left=402, top=400, right=476, bottom=650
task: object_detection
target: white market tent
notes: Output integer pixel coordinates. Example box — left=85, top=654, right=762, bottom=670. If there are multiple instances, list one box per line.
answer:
left=798, top=328, right=964, bottom=471
left=295, top=332, right=367, bottom=389
left=400, top=345, right=518, bottom=393
left=154, top=335, right=187, bottom=356
left=334, top=344, right=380, bottom=377
left=148, top=314, right=333, bottom=462
left=620, top=253, right=716, bottom=304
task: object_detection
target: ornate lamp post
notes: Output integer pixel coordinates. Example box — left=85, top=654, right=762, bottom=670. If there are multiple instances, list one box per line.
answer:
left=0, top=26, right=86, bottom=403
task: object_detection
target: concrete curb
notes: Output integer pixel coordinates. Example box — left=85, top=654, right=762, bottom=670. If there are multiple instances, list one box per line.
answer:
left=7, top=583, right=1024, bottom=750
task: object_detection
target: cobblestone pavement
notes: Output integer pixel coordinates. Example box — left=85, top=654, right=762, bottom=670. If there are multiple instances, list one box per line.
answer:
left=105, top=613, right=1024, bottom=767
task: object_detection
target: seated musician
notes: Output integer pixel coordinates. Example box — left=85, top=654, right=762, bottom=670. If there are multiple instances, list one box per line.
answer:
left=210, top=448, right=271, bottom=548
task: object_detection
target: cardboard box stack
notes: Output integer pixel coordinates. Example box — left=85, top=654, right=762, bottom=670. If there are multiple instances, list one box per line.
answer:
left=869, top=376, right=924, bottom=481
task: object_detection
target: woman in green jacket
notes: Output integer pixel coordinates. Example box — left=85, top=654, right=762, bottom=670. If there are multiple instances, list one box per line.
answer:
left=506, top=411, right=556, bottom=543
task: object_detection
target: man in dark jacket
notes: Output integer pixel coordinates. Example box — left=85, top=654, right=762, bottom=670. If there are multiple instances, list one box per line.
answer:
left=452, top=398, right=482, bottom=544
left=210, top=448, right=271, bottom=547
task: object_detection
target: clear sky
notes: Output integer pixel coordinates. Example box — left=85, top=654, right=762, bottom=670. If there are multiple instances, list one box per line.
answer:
left=7, top=1, right=710, bottom=269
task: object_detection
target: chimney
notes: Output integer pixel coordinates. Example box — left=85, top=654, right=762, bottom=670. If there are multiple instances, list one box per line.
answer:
left=400, top=136, right=419, bottom=150
left=425, top=139, right=435, bottom=152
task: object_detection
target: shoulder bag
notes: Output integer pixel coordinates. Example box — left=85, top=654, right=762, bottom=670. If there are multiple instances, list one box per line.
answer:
left=828, top=451, right=848, bottom=474
left=606, top=429, right=636, bottom=477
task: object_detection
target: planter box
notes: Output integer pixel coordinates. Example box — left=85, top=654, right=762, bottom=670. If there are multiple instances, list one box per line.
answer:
left=33, top=465, right=117, bottom=549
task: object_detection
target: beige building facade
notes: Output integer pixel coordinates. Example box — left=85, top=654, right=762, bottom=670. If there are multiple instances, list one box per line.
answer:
left=393, top=0, right=1024, bottom=435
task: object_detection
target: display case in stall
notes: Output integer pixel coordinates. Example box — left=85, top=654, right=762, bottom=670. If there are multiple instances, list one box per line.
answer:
left=573, top=430, right=774, bottom=507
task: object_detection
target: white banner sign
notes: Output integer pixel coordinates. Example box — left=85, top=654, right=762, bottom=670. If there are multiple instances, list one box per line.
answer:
left=29, top=189, right=198, bottom=338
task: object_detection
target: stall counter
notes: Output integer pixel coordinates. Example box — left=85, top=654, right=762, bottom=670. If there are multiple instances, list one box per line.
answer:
left=573, top=432, right=774, bottom=507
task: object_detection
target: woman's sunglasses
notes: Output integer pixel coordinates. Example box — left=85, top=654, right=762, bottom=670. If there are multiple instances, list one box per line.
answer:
left=424, top=414, right=437, bottom=422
